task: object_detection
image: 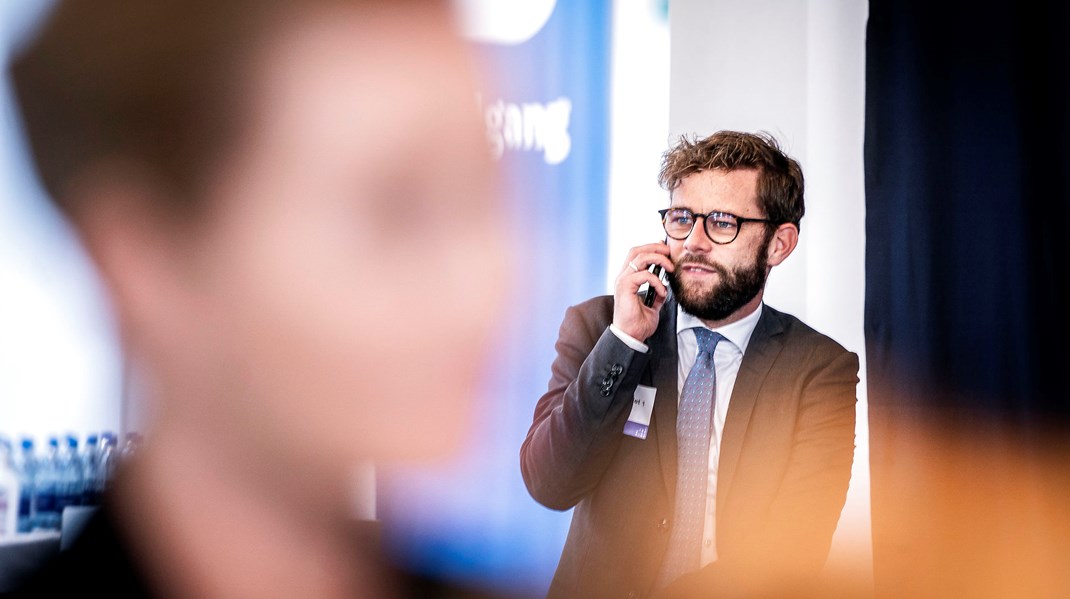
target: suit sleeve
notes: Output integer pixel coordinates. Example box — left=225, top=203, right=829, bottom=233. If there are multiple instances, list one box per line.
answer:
left=520, top=302, right=652, bottom=511
left=662, top=345, right=858, bottom=598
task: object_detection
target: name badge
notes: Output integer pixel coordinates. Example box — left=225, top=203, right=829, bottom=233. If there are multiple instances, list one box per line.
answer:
left=623, top=385, right=657, bottom=439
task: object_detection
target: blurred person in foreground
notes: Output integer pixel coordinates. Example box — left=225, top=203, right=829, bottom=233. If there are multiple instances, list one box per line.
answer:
left=521, top=132, right=858, bottom=598
left=7, top=0, right=509, bottom=596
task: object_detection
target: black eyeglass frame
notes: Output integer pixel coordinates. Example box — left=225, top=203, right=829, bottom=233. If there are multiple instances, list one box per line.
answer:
left=658, top=208, right=777, bottom=245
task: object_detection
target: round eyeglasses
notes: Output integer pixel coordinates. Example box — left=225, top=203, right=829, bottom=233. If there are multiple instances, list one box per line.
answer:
left=658, top=208, right=776, bottom=245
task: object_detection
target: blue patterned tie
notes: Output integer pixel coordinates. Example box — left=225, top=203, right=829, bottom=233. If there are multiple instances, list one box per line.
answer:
left=656, top=327, right=723, bottom=588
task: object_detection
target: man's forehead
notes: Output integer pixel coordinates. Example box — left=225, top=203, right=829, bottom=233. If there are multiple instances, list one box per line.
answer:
left=235, top=6, right=482, bottom=167
left=669, top=168, right=760, bottom=210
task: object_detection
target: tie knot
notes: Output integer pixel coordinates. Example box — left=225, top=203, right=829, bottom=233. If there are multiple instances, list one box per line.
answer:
left=692, top=328, right=723, bottom=359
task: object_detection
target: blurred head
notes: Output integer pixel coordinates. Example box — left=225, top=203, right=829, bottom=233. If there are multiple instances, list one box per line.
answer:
left=658, top=132, right=802, bottom=322
left=9, top=0, right=508, bottom=475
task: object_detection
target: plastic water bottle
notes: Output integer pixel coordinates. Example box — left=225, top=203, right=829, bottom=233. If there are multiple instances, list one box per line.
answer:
left=56, top=435, right=84, bottom=516
left=0, top=438, right=18, bottom=537
left=15, top=438, right=36, bottom=533
left=98, top=432, right=118, bottom=498
left=82, top=434, right=100, bottom=506
left=120, top=432, right=142, bottom=461
left=34, top=436, right=60, bottom=531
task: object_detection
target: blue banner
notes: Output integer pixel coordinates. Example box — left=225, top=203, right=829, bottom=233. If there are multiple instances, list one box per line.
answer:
left=379, top=1, right=612, bottom=596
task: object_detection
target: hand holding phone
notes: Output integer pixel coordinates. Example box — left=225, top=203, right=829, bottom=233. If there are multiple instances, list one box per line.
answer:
left=642, top=237, right=669, bottom=306
left=613, top=240, right=672, bottom=343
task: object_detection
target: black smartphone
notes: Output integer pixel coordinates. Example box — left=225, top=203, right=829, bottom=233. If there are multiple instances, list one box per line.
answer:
left=642, top=238, right=669, bottom=307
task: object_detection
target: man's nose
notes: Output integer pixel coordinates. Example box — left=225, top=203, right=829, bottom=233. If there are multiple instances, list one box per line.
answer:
left=683, top=216, right=714, bottom=253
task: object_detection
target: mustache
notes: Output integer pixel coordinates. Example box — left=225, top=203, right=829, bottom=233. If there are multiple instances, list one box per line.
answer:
left=674, top=255, right=728, bottom=277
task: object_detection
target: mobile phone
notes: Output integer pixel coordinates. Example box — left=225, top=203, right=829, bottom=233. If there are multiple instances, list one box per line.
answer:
left=642, top=238, right=669, bottom=307
left=643, top=265, right=663, bottom=307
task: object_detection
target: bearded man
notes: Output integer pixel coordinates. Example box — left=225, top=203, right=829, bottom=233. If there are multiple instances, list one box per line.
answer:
left=521, top=131, right=858, bottom=599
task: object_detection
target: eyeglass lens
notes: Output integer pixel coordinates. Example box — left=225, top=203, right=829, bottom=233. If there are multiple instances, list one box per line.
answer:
left=662, top=209, right=739, bottom=243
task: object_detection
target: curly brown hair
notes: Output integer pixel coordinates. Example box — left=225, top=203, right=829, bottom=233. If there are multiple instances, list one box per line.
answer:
left=658, top=130, right=805, bottom=231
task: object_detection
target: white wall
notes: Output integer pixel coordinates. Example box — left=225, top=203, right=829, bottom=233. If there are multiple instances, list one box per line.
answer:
left=609, top=0, right=871, bottom=586
left=606, top=0, right=671, bottom=290
left=0, top=0, right=123, bottom=449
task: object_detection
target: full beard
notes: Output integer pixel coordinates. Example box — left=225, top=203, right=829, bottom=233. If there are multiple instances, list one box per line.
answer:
left=667, top=247, right=769, bottom=322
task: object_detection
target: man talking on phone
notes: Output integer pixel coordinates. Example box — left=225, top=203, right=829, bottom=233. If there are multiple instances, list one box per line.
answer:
left=521, top=131, right=857, bottom=598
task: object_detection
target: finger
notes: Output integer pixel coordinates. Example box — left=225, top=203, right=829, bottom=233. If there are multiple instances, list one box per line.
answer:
left=647, top=282, right=669, bottom=312
left=619, top=255, right=653, bottom=277
left=625, top=242, right=671, bottom=264
left=621, top=250, right=674, bottom=277
left=641, top=275, right=669, bottom=301
left=631, top=252, right=675, bottom=273
left=617, top=270, right=667, bottom=296
left=646, top=278, right=663, bottom=301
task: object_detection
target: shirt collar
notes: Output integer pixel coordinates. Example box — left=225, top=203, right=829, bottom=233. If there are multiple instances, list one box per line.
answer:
left=676, top=301, right=764, bottom=355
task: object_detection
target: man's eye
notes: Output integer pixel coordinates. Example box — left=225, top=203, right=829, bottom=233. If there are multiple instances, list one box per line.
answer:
left=671, top=214, right=693, bottom=225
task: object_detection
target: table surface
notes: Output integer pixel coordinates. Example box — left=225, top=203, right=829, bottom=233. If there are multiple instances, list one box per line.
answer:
left=0, top=530, right=62, bottom=545
left=0, top=530, right=62, bottom=591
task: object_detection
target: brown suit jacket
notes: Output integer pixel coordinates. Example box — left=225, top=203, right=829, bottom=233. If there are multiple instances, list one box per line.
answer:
left=520, top=296, right=857, bottom=599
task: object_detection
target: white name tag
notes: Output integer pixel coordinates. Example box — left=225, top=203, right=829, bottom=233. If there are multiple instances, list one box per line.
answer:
left=623, top=385, right=657, bottom=439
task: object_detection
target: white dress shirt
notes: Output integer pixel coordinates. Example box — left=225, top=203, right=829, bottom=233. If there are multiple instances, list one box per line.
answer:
left=610, top=302, right=763, bottom=566
left=675, top=303, right=762, bottom=565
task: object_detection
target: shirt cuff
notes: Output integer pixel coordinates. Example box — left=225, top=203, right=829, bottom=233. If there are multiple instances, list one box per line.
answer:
left=609, top=324, right=650, bottom=354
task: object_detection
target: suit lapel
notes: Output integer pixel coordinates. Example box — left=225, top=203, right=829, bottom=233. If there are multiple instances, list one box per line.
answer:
left=649, top=298, right=680, bottom=502
left=717, top=306, right=785, bottom=508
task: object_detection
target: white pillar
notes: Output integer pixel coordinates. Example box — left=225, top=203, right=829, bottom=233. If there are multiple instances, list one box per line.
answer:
left=666, top=0, right=871, bottom=585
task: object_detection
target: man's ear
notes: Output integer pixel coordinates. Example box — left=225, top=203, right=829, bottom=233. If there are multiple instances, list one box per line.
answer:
left=66, top=165, right=194, bottom=349
left=765, top=222, right=799, bottom=267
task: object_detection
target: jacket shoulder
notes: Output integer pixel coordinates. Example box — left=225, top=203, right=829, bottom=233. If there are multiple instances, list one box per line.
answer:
left=568, top=295, right=614, bottom=322
left=762, top=304, right=854, bottom=358
left=552, top=295, right=615, bottom=349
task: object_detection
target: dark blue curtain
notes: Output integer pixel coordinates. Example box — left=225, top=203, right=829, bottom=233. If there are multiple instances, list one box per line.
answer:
left=866, top=0, right=1070, bottom=595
